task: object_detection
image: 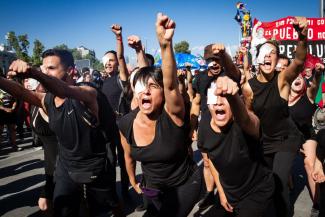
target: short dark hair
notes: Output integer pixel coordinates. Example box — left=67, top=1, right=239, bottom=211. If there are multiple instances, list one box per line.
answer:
left=278, top=54, right=291, bottom=65
left=145, top=53, right=155, bottom=67
left=104, top=50, right=117, bottom=60
left=133, top=66, right=163, bottom=88
left=42, top=49, right=74, bottom=69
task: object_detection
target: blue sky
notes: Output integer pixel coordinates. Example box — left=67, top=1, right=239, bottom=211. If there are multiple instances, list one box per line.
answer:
left=0, top=0, right=320, bottom=64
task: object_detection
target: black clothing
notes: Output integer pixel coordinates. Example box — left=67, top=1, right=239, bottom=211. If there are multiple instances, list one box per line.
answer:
left=101, top=73, right=130, bottom=117
left=264, top=152, right=297, bottom=217
left=193, top=71, right=216, bottom=112
left=197, top=110, right=212, bottom=153
left=43, top=92, right=118, bottom=215
left=119, top=108, right=196, bottom=190
left=44, top=93, right=110, bottom=175
left=200, top=120, right=272, bottom=206
left=248, top=73, right=304, bottom=154
left=0, top=91, right=17, bottom=124
left=289, top=93, right=317, bottom=141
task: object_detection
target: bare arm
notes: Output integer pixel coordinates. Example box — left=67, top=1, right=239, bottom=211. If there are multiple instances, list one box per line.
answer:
left=156, top=13, right=185, bottom=124
left=111, top=24, right=129, bottom=81
left=186, top=68, right=194, bottom=102
left=279, top=17, right=308, bottom=88
left=212, top=44, right=241, bottom=82
left=8, top=60, right=98, bottom=116
left=307, top=63, right=324, bottom=101
left=242, top=47, right=251, bottom=82
left=128, top=35, right=149, bottom=68
left=0, top=77, right=44, bottom=108
left=189, top=93, right=201, bottom=138
left=208, top=159, right=233, bottom=212
left=120, top=131, right=142, bottom=194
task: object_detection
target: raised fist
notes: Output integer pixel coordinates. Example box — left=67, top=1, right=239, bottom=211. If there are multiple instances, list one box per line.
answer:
left=212, top=44, right=226, bottom=56
left=315, top=63, right=325, bottom=74
left=293, top=17, right=308, bottom=37
left=156, top=13, right=176, bottom=46
left=111, top=24, right=122, bottom=36
left=8, top=59, right=32, bottom=78
left=128, top=35, right=143, bottom=51
left=215, top=76, right=239, bottom=97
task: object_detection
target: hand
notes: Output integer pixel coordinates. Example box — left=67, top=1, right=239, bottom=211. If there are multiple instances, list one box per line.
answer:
left=219, top=192, right=233, bottom=212
left=133, top=183, right=143, bottom=194
left=293, top=17, right=308, bottom=37
left=315, top=63, right=325, bottom=74
left=189, top=129, right=198, bottom=141
left=156, top=12, right=176, bottom=46
left=128, top=35, right=143, bottom=51
left=212, top=44, right=226, bottom=56
left=38, top=197, right=49, bottom=211
left=8, top=60, right=32, bottom=78
left=215, top=76, right=239, bottom=97
left=312, top=158, right=325, bottom=183
left=111, top=24, right=122, bottom=37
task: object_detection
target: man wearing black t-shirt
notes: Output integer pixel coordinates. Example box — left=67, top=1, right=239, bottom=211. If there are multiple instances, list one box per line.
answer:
left=1, top=49, right=123, bottom=217
left=101, top=24, right=131, bottom=197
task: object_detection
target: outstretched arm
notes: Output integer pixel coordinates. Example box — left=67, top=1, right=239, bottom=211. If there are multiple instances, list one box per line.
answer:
left=307, top=63, right=324, bottom=101
left=156, top=13, right=185, bottom=124
left=128, top=35, right=149, bottom=68
left=0, top=76, right=44, bottom=108
left=8, top=60, right=98, bottom=116
left=111, top=24, right=129, bottom=81
left=215, top=76, right=260, bottom=138
left=212, top=44, right=241, bottom=82
left=280, top=17, right=308, bottom=87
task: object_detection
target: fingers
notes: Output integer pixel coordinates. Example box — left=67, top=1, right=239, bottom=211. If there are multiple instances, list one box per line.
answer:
left=215, top=76, right=239, bottom=96
left=212, top=44, right=225, bottom=55
left=127, top=35, right=141, bottom=49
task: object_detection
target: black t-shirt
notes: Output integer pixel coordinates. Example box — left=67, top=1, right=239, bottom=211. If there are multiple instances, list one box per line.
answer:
left=193, top=71, right=216, bottom=112
left=44, top=93, right=111, bottom=173
left=101, top=73, right=129, bottom=116
left=248, top=73, right=304, bottom=153
left=118, top=108, right=196, bottom=190
left=201, top=120, right=269, bottom=205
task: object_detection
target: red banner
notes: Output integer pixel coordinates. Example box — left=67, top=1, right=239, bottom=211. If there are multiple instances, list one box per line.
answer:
left=252, top=16, right=325, bottom=62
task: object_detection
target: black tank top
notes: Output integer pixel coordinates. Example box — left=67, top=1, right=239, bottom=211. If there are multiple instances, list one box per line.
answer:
left=30, top=105, right=56, bottom=137
left=248, top=73, right=303, bottom=153
left=289, top=93, right=317, bottom=140
left=289, top=93, right=317, bottom=128
left=118, top=108, right=196, bottom=189
left=44, top=93, right=107, bottom=173
left=193, top=71, right=216, bottom=112
left=203, top=121, right=269, bottom=205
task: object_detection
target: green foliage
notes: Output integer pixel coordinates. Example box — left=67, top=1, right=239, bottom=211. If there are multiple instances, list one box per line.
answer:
left=174, top=41, right=191, bottom=54
left=32, top=39, right=45, bottom=66
left=53, top=44, right=69, bottom=50
left=6, top=32, right=31, bottom=62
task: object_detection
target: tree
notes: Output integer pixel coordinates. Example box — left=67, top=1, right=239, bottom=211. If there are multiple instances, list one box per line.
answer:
left=17, top=34, right=30, bottom=62
left=53, top=44, right=69, bottom=50
left=7, top=31, right=22, bottom=57
left=32, top=39, right=45, bottom=66
left=71, top=48, right=82, bottom=60
left=174, top=40, right=191, bottom=54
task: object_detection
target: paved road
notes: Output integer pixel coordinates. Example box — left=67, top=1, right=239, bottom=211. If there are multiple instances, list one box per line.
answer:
left=0, top=132, right=313, bottom=217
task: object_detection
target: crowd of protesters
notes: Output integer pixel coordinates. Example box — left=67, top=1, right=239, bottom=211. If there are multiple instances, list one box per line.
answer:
left=0, top=13, right=325, bottom=217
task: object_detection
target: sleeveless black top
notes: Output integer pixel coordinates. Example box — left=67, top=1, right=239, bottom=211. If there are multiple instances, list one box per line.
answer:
left=248, top=73, right=304, bottom=154
left=44, top=93, right=107, bottom=173
left=30, top=105, right=56, bottom=137
left=202, top=121, right=269, bottom=205
left=118, top=108, right=196, bottom=190
left=289, top=93, right=317, bottom=140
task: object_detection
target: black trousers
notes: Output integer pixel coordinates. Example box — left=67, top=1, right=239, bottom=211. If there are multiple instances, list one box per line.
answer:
left=53, top=161, right=119, bottom=217
left=145, top=166, right=203, bottom=217
left=264, top=151, right=297, bottom=217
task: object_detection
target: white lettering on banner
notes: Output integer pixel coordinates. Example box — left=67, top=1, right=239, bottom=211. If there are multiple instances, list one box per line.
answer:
left=317, top=19, right=325, bottom=26
left=317, top=45, right=324, bottom=57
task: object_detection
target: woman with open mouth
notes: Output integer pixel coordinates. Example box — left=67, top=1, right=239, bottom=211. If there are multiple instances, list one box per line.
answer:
left=118, top=13, right=202, bottom=217
left=289, top=64, right=325, bottom=215
left=198, top=75, right=274, bottom=217
left=242, top=17, right=308, bottom=217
